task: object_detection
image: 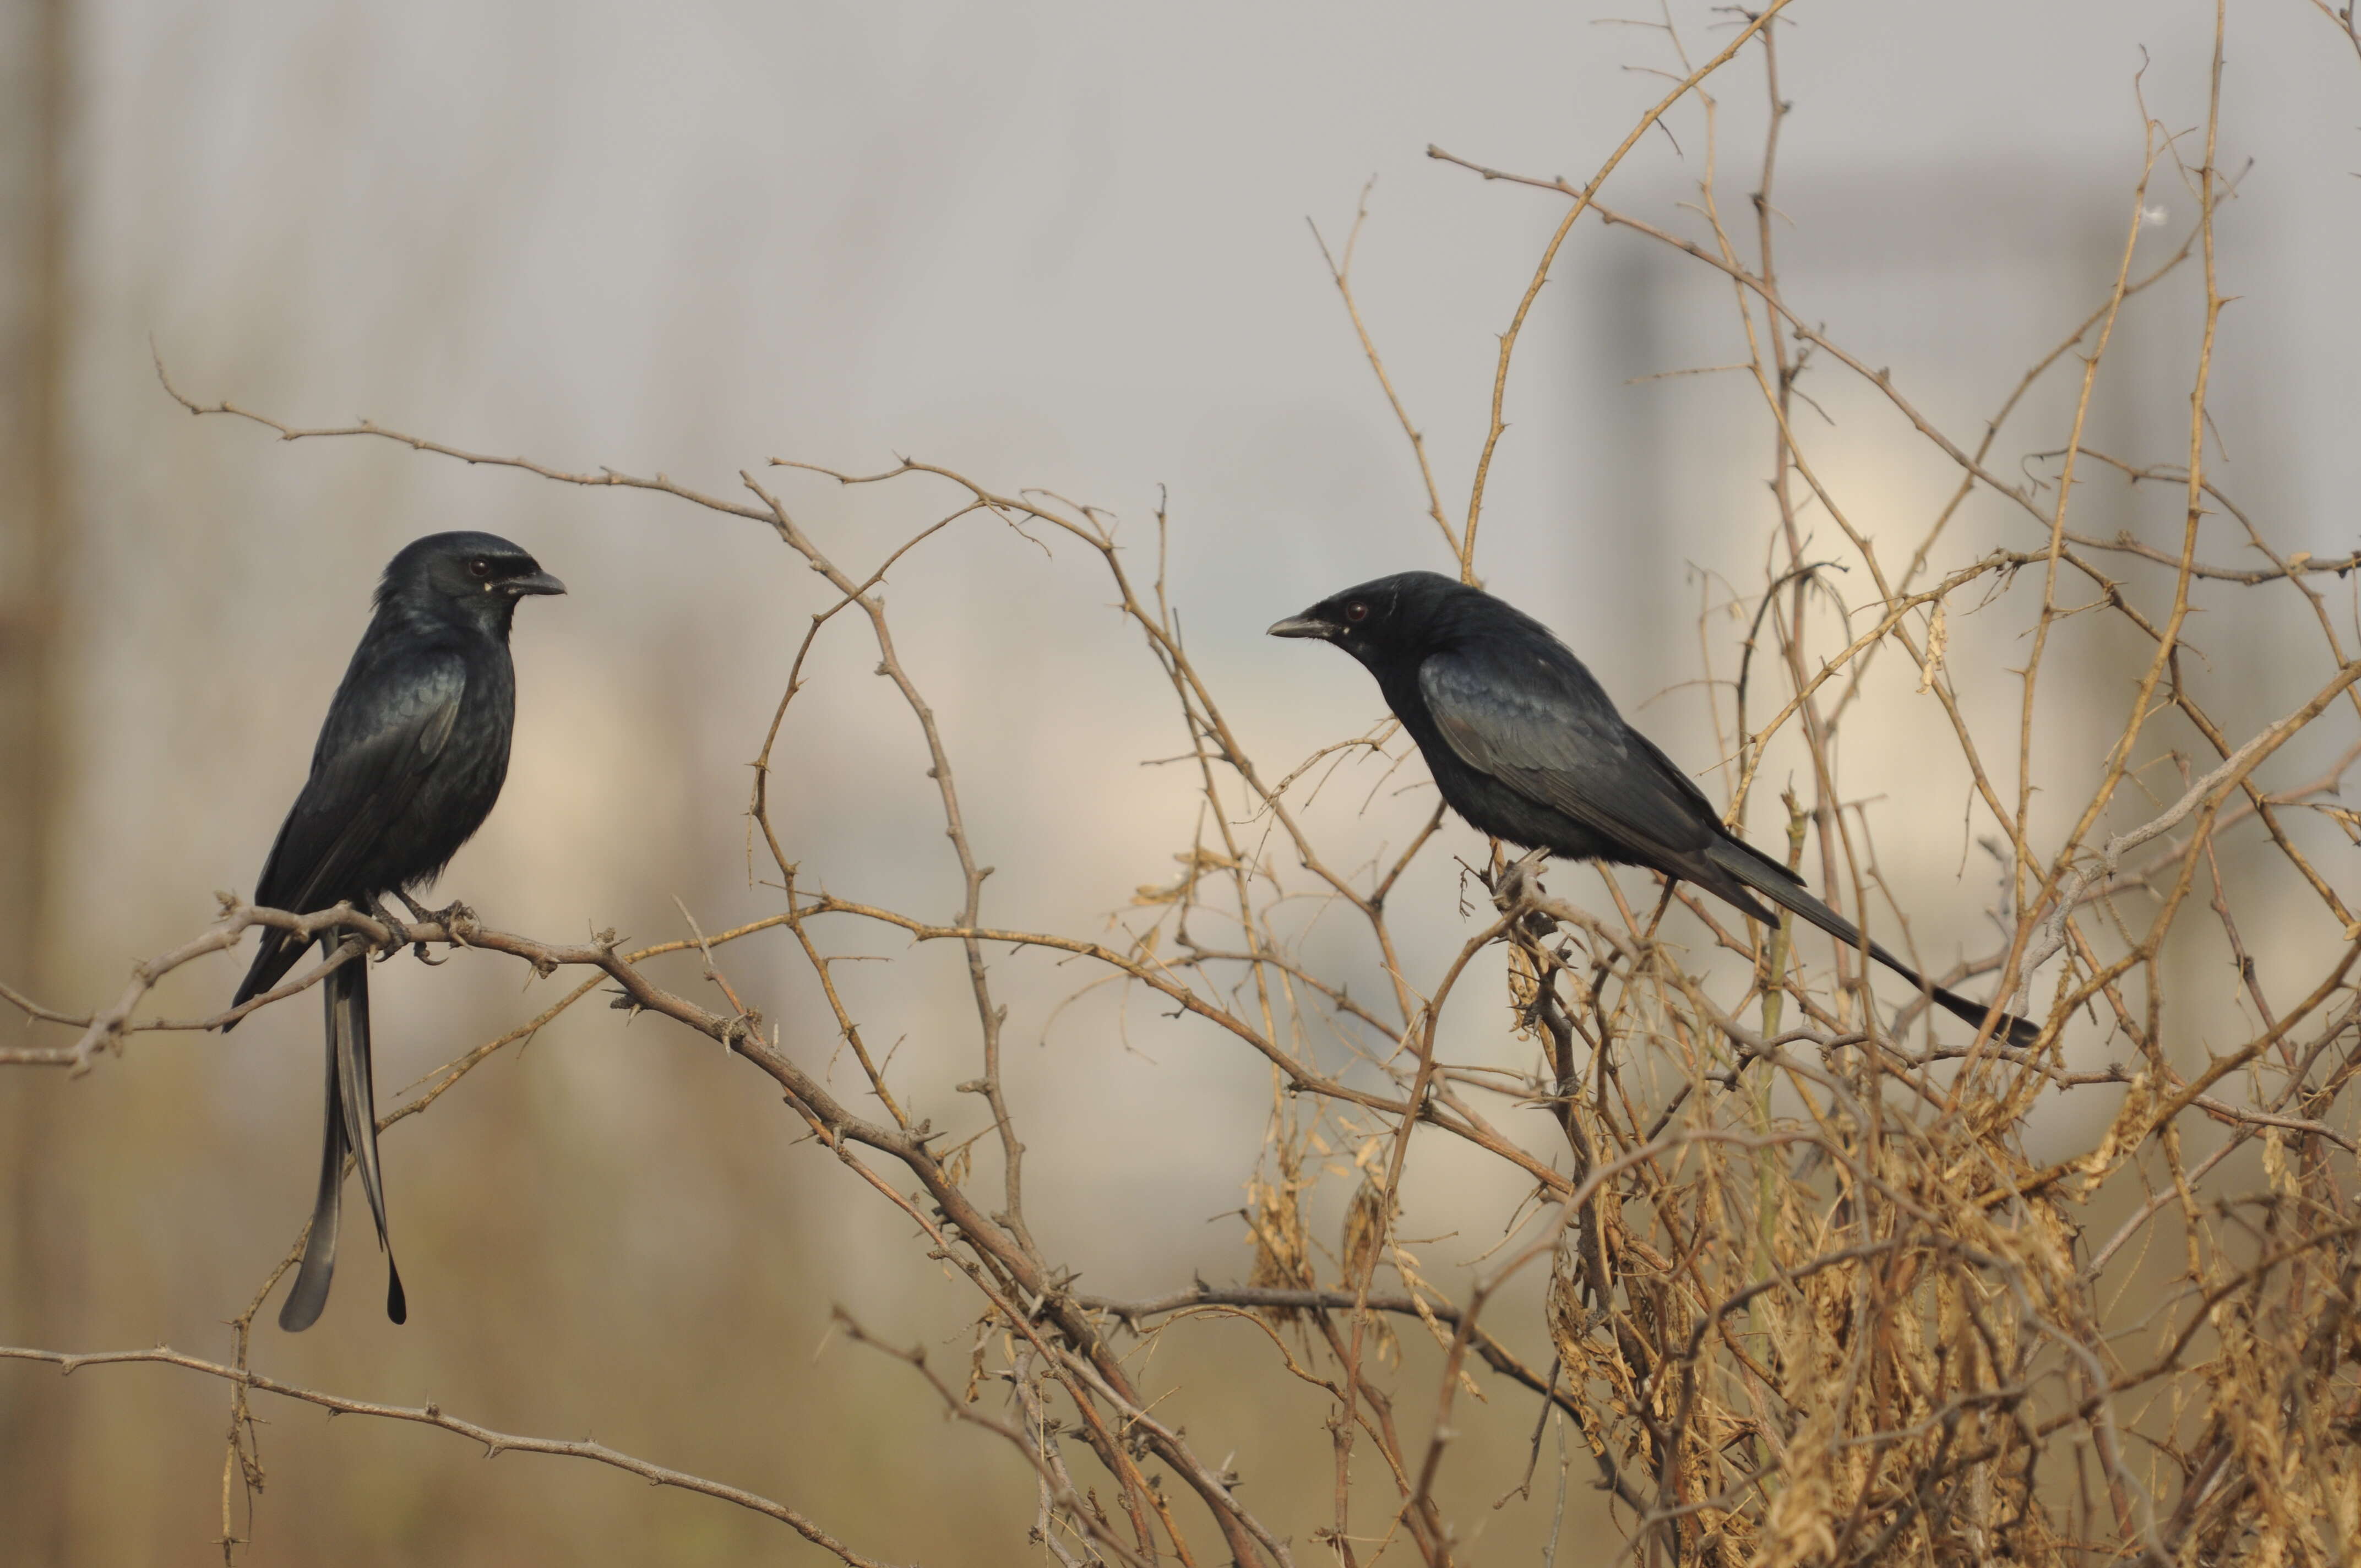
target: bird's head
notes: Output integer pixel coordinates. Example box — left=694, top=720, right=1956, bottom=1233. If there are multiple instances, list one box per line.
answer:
left=1266, top=570, right=1473, bottom=669
left=378, top=532, right=567, bottom=633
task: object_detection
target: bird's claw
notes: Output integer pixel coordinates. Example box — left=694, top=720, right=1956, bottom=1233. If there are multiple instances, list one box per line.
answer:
left=388, top=893, right=476, bottom=962
left=394, top=894, right=476, bottom=956
left=1487, top=849, right=1552, bottom=916
left=396, top=891, right=475, bottom=928
left=360, top=899, right=414, bottom=960
left=428, top=898, right=476, bottom=928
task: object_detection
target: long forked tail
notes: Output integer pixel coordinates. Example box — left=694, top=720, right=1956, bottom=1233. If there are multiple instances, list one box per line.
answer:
left=1702, top=839, right=2040, bottom=1048
left=279, top=952, right=407, bottom=1332
left=279, top=951, right=347, bottom=1331
left=334, top=956, right=406, bottom=1324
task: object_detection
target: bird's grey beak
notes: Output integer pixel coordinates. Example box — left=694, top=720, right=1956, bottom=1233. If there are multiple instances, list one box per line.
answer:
left=1266, top=613, right=1339, bottom=641
left=503, top=570, right=568, bottom=597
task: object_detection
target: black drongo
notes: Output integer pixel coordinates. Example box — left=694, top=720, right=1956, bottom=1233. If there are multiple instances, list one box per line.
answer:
left=225, top=531, right=564, bottom=1330
left=1270, top=570, right=2036, bottom=1047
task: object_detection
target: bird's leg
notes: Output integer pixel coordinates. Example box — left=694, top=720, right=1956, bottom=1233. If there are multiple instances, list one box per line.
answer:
left=384, top=891, right=455, bottom=965
left=1490, top=850, right=1560, bottom=957
left=1487, top=847, right=1552, bottom=917
left=361, top=896, right=416, bottom=961
left=394, top=890, right=476, bottom=959
left=1490, top=851, right=1578, bottom=1085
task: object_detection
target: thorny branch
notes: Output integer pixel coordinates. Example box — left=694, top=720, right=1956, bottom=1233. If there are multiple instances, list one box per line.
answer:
left=0, top=1342, right=898, bottom=1567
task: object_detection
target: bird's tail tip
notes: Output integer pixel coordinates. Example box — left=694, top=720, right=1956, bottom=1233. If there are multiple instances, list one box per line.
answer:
left=1938, top=988, right=2042, bottom=1048
left=278, top=1283, right=327, bottom=1333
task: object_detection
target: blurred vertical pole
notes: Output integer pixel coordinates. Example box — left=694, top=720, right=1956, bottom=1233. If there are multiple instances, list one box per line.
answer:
left=1582, top=250, right=1677, bottom=672
left=0, top=0, right=74, bottom=1557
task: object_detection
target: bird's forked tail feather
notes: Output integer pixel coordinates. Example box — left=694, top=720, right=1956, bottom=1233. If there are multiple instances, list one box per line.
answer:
left=278, top=950, right=407, bottom=1331
left=1702, top=839, right=2039, bottom=1048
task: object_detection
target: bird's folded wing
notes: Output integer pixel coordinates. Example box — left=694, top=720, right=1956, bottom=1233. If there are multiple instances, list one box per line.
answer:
left=253, top=653, right=468, bottom=914
left=1418, top=645, right=1720, bottom=862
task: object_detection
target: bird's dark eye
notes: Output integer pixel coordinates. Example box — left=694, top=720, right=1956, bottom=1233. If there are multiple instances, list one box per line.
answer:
left=467, top=558, right=493, bottom=579
left=1345, top=601, right=1369, bottom=624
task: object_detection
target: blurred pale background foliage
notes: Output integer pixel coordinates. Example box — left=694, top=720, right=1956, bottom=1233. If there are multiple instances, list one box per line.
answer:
left=3, top=0, right=2358, bottom=1561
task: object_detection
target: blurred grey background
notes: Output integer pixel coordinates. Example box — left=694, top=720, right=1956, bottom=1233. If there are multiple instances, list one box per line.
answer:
left=3, top=1, right=2358, bottom=1561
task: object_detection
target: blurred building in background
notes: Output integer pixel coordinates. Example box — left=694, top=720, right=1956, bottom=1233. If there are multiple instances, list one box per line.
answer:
left=1577, top=167, right=2200, bottom=992
left=1583, top=168, right=2176, bottom=662
left=1580, top=160, right=2318, bottom=1079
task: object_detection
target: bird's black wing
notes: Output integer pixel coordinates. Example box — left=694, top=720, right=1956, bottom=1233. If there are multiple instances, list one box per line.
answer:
left=1418, top=636, right=2038, bottom=1046
left=234, top=651, right=467, bottom=1009
left=1417, top=642, right=1724, bottom=865
left=262, top=650, right=467, bottom=911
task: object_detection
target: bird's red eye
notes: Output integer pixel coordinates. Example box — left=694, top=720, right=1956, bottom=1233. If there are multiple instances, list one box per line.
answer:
left=467, top=558, right=493, bottom=579
left=1345, top=601, right=1369, bottom=623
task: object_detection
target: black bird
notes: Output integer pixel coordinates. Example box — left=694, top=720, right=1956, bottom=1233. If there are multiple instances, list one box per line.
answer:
left=1269, top=570, right=2037, bottom=1047
left=225, top=532, right=565, bottom=1331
